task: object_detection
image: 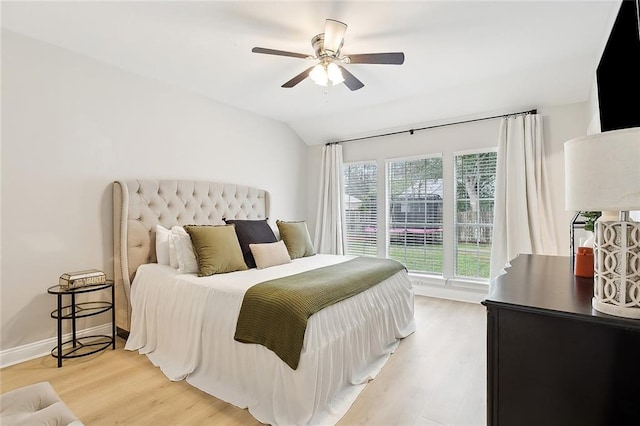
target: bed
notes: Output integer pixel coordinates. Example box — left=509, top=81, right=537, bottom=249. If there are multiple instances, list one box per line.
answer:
left=114, top=179, right=415, bottom=425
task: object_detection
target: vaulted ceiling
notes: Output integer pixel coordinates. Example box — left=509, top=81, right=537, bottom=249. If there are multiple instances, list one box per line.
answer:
left=1, top=1, right=620, bottom=145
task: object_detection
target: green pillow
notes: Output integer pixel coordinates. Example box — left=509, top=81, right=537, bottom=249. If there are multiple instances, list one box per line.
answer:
left=276, top=220, right=316, bottom=260
left=184, top=225, right=248, bottom=276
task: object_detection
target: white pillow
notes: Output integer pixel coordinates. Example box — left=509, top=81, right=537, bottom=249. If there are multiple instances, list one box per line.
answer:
left=168, top=235, right=179, bottom=269
left=155, top=225, right=172, bottom=266
left=249, top=240, right=292, bottom=269
left=170, top=226, right=198, bottom=273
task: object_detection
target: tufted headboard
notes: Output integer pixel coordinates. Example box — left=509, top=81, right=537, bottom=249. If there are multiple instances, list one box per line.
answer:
left=113, top=180, right=269, bottom=333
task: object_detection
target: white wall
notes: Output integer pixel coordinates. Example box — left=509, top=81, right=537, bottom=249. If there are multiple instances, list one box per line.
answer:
left=306, top=102, right=588, bottom=275
left=537, top=103, right=589, bottom=253
left=0, top=30, right=307, bottom=353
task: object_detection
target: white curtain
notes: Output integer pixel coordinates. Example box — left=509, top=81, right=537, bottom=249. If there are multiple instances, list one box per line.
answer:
left=314, top=144, right=345, bottom=254
left=490, top=114, right=558, bottom=279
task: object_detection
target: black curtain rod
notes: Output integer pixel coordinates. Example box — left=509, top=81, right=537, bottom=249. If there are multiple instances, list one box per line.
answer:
left=326, top=108, right=538, bottom=146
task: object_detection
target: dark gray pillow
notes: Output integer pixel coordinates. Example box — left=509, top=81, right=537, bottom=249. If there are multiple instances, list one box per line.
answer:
left=224, top=219, right=277, bottom=268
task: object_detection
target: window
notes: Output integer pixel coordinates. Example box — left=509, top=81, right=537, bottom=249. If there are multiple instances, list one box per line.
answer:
left=343, top=149, right=497, bottom=282
left=454, top=151, right=497, bottom=279
left=343, top=162, right=377, bottom=256
left=386, top=157, right=443, bottom=274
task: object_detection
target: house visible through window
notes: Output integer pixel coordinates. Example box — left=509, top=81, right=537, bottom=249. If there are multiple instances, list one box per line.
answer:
left=386, top=156, right=443, bottom=274
left=343, top=149, right=497, bottom=282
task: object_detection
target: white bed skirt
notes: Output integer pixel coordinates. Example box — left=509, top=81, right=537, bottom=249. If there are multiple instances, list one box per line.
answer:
left=125, top=255, right=415, bottom=425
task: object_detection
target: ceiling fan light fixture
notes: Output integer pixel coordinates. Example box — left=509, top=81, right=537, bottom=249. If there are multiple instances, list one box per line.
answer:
left=252, top=18, right=404, bottom=91
left=327, top=62, right=345, bottom=85
left=310, top=62, right=344, bottom=87
left=310, top=63, right=329, bottom=86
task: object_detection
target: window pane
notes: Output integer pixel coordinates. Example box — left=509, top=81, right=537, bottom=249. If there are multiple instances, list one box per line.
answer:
left=455, top=151, right=497, bottom=279
left=343, top=162, right=377, bottom=257
left=387, top=157, right=443, bottom=274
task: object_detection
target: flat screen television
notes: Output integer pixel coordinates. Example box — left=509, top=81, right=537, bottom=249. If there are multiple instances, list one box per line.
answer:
left=596, top=1, right=640, bottom=131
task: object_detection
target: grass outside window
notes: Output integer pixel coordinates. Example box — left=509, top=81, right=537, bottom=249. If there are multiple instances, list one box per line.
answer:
left=348, top=239, right=491, bottom=279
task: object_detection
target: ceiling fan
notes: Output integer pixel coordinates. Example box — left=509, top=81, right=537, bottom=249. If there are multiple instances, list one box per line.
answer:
left=251, top=19, right=405, bottom=91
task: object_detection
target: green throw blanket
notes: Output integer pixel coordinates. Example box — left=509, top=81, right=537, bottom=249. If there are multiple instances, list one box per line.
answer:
left=234, top=256, right=406, bottom=370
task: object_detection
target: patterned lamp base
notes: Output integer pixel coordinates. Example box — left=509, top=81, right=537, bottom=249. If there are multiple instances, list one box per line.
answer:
left=593, top=220, right=640, bottom=319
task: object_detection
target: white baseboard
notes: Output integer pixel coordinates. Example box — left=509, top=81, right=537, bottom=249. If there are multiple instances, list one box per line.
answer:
left=412, top=284, right=488, bottom=304
left=0, top=323, right=113, bottom=369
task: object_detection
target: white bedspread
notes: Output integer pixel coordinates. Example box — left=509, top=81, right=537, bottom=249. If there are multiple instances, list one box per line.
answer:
left=125, top=254, right=415, bottom=425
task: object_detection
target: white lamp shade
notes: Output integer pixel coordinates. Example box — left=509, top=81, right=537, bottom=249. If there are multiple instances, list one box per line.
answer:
left=564, top=127, right=640, bottom=211
left=309, top=64, right=328, bottom=86
left=326, top=62, right=344, bottom=85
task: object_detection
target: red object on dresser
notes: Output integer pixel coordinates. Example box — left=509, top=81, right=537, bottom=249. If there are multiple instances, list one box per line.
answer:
left=574, top=246, right=594, bottom=278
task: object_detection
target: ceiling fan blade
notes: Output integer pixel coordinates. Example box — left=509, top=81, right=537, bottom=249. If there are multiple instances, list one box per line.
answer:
left=347, top=52, right=405, bottom=65
left=338, top=66, right=364, bottom=91
left=282, top=66, right=315, bottom=88
left=324, top=19, right=347, bottom=54
left=252, top=47, right=309, bottom=59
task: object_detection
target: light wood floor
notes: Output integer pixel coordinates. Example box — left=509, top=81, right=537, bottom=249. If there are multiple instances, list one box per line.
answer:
left=0, top=296, right=486, bottom=425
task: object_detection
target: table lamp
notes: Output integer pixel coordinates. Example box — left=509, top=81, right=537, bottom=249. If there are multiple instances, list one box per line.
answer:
left=564, top=127, right=640, bottom=319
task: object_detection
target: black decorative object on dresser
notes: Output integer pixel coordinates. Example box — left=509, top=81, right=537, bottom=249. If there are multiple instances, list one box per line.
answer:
left=47, top=281, right=116, bottom=367
left=482, top=255, right=640, bottom=426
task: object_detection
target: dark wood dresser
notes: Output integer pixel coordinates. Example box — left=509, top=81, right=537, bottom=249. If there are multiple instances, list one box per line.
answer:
left=482, top=254, right=640, bottom=426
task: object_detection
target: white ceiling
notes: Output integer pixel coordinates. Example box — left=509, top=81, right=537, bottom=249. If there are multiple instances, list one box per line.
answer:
left=1, top=1, right=620, bottom=145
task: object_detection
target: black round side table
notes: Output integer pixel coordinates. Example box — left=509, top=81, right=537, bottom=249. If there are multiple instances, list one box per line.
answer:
left=47, top=281, right=116, bottom=367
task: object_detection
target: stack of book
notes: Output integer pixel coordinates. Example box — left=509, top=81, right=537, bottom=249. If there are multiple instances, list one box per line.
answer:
left=59, top=269, right=106, bottom=289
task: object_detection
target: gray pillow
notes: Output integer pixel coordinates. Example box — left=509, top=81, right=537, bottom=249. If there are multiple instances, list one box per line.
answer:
left=223, top=219, right=277, bottom=268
